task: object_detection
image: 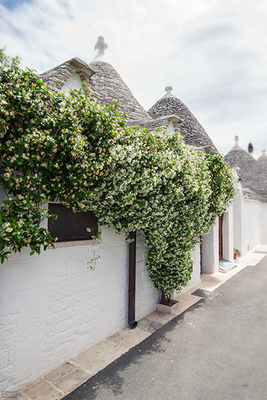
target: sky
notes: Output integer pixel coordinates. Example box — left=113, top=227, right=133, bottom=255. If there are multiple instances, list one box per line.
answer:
left=1, top=0, right=266, bottom=158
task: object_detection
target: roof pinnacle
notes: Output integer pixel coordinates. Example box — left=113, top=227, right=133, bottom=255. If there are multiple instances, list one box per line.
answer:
left=165, top=86, right=173, bottom=94
left=248, top=142, right=254, bottom=154
left=162, top=86, right=176, bottom=99
left=94, top=36, right=108, bottom=60
left=234, top=135, right=239, bottom=145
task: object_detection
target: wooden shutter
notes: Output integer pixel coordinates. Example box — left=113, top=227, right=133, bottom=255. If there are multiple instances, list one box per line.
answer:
left=48, top=203, right=98, bottom=242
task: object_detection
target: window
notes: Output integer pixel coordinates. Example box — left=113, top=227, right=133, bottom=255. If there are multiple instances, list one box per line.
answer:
left=48, top=203, right=98, bottom=242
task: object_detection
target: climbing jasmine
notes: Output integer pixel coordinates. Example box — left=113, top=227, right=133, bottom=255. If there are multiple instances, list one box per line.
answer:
left=0, top=50, right=236, bottom=294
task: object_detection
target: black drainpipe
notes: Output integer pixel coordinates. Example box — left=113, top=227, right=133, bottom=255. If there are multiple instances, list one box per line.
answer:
left=128, top=230, right=138, bottom=329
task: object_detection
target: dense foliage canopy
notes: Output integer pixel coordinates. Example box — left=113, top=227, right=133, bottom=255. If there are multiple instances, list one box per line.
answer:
left=0, top=51, right=236, bottom=294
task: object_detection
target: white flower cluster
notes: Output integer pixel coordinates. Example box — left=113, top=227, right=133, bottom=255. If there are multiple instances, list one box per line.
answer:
left=0, top=55, right=236, bottom=292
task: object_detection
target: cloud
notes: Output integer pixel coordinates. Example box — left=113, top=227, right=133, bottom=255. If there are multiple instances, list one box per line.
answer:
left=0, top=0, right=266, bottom=158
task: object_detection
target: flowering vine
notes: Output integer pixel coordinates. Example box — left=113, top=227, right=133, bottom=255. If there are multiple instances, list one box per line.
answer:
left=0, top=51, right=236, bottom=294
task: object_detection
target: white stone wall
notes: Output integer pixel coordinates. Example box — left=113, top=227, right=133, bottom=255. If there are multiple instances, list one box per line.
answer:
left=233, top=188, right=267, bottom=257
left=60, top=72, right=82, bottom=93
left=0, top=227, right=158, bottom=391
left=188, top=244, right=201, bottom=288
left=222, top=205, right=234, bottom=262
left=135, top=230, right=160, bottom=320
left=201, top=218, right=219, bottom=274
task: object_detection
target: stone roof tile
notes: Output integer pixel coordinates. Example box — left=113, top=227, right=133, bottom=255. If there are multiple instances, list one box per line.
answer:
left=89, top=61, right=151, bottom=120
left=224, top=147, right=267, bottom=203
left=148, top=92, right=217, bottom=151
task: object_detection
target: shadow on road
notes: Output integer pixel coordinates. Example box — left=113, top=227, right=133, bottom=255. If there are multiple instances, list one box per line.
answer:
left=63, top=299, right=205, bottom=399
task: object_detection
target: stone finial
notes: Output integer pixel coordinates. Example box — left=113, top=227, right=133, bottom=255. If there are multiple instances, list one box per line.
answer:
left=94, top=36, right=108, bottom=59
left=262, top=150, right=266, bottom=156
left=165, top=86, right=173, bottom=94
left=234, top=135, right=239, bottom=145
left=162, top=86, right=176, bottom=99
left=248, top=142, right=254, bottom=154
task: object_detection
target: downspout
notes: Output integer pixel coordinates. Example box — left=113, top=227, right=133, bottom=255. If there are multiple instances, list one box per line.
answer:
left=128, top=231, right=138, bottom=329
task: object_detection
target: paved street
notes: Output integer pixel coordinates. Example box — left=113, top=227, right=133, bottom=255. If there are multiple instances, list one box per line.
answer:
left=64, top=254, right=267, bottom=400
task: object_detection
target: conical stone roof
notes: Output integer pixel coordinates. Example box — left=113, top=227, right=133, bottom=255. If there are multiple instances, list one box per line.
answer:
left=40, top=57, right=150, bottom=121
left=257, top=151, right=267, bottom=194
left=88, top=61, right=151, bottom=120
left=148, top=88, right=217, bottom=151
left=224, top=144, right=267, bottom=203
left=257, top=150, right=267, bottom=166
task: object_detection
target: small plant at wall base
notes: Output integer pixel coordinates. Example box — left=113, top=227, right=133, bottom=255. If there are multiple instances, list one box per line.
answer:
left=0, top=50, right=236, bottom=295
left=234, top=248, right=241, bottom=258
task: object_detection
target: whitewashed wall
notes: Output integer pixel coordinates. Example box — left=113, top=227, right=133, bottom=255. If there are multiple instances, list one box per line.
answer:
left=201, top=218, right=219, bottom=274
left=233, top=188, right=267, bottom=257
left=135, top=230, right=160, bottom=320
left=222, top=205, right=234, bottom=262
left=187, top=244, right=201, bottom=289
left=0, top=226, right=158, bottom=391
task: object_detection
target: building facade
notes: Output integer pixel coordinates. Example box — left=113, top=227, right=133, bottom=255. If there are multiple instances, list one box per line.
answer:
left=2, top=38, right=265, bottom=392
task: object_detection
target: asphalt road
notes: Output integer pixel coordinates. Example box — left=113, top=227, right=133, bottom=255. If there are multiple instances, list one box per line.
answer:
left=64, top=255, right=267, bottom=400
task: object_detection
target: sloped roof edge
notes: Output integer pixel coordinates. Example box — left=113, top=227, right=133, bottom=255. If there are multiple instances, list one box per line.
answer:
left=39, top=57, right=95, bottom=91
left=88, top=60, right=150, bottom=120
left=126, top=115, right=183, bottom=131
